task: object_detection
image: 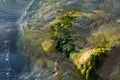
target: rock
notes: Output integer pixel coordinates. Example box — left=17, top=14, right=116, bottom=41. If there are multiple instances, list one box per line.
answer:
left=110, top=63, right=120, bottom=80
left=97, top=47, right=120, bottom=80
left=32, top=57, right=82, bottom=80
left=41, top=40, right=55, bottom=53
left=116, top=19, right=120, bottom=23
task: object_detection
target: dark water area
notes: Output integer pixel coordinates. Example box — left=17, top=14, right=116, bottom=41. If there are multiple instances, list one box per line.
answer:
left=0, top=53, right=30, bottom=80
left=0, top=0, right=32, bottom=80
left=0, top=0, right=30, bottom=53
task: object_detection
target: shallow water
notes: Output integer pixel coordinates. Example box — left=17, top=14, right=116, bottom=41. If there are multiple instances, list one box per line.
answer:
left=0, top=0, right=120, bottom=80
left=0, top=0, right=32, bottom=79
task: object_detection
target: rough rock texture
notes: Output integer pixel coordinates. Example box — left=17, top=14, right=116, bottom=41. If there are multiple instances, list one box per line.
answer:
left=17, top=0, right=120, bottom=80
left=97, top=47, right=120, bottom=80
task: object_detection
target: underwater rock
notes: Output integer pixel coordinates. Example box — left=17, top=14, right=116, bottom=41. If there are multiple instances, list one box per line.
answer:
left=32, top=57, right=82, bottom=80
left=41, top=40, right=54, bottom=53
left=97, top=47, right=120, bottom=80
left=110, top=63, right=120, bottom=80
left=16, top=0, right=120, bottom=80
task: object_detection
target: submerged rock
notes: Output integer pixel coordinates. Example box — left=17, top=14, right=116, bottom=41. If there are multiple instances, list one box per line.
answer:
left=31, top=57, right=83, bottom=80
left=16, top=0, right=120, bottom=80
left=97, top=47, right=120, bottom=80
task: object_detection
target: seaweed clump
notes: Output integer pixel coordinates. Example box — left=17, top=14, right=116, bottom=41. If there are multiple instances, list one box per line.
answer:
left=50, top=13, right=77, bottom=57
left=78, top=39, right=110, bottom=80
